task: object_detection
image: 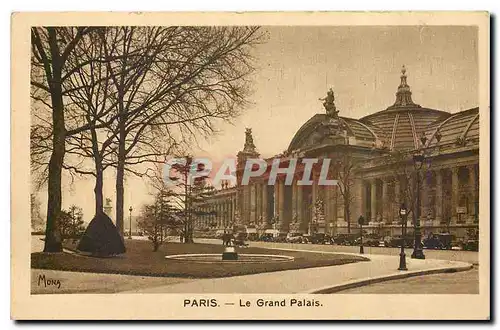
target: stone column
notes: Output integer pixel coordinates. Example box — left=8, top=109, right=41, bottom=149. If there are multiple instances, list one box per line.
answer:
left=435, top=169, right=443, bottom=224
left=250, top=183, right=256, bottom=225
left=421, top=172, right=429, bottom=222
left=370, top=179, right=377, bottom=223
left=243, top=185, right=250, bottom=224
left=213, top=204, right=217, bottom=227
left=382, top=178, right=389, bottom=223
left=261, top=183, right=268, bottom=224
left=214, top=202, right=218, bottom=228
left=292, top=179, right=297, bottom=221
left=331, top=187, right=338, bottom=235
left=220, top=202, right=224, bottom=228
left=224, top=201, right=229, bottom=228
left=323, top=184, right=331, bottom=233
left=353, top=178, right=365, bottom=221
left=231, top=197, right=235, bottom=225
left=451, top=167, right=459, bottom=223
left=394, top=177, right=400, bottom=223
left=278, top=179, right=285, bottom=230
left=217, top=203, right=221, bottom=228
left=274, top=181, right=280, bottom=221
left=311, top=171, right=318, bottom=223
left=468, top=164, right=477, bottom=223
left=296, top=183, right=303, bottom=229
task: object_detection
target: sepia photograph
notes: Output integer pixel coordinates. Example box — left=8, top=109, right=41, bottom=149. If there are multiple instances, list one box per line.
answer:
left=11, top=11, right=490, bottom=320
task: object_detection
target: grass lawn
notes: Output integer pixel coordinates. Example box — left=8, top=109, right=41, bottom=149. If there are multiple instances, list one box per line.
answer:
left=31, top=239, right=367, bottom=278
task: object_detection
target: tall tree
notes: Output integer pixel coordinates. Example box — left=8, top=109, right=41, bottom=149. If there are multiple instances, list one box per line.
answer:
left=31, top=27, right=96, bottom=252
left=97, top=26, right=262, bottom=236
left=30, top=193, right=44, bottom=231
left=137, top=190, right=179, bottom=251
left=384, top=150, right=424, bottom=225
left=333, top=151, right=358, bottom=234
left=167, top=156, right=215, bottom=243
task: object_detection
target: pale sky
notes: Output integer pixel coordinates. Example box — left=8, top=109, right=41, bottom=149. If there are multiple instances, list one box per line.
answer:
left=35, top=26, right=479, bottom=224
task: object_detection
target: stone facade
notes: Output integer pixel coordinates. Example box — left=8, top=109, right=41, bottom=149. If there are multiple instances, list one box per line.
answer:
left=194, top=67, right=480, bottom=239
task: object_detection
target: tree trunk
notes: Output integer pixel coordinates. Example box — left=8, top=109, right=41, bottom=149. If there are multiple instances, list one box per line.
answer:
left=43, top=52, right=65, bottom=253
left=115, top=122, right=126, bottom=237
left=346, top=206, right=351, bottom=234
left=94, top=168, right=104, bottom=215
left=91, top=127, right=104, bottom=215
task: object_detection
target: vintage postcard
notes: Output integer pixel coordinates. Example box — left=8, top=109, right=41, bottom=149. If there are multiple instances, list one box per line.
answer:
left=11, top=11, right=490, bottom=320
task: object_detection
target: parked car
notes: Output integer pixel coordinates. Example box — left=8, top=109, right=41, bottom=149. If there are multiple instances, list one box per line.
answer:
left=233, top=232, right=249, bottom=247
left=301, top=234, right=311, bottom=244
left=353, top=234, right=380, bottom=247
left=423, top=234, right=443, bottom=249
left=333, top=233, right=359, bottom=246
left=423, top=233, right=454, bottom=250
left=247, top=233, right=259, bottom=241
left=461, top=239, right=479, bottom=251
left=274, top=233, right=288, bottom=243
left=436, top=233, right=454, bottom=250
left=258, top=233, right=274, bottom=242
left=309, top=233, right=333, bottom=245
left=286, top=233, right=304, bottom=243
left=385, top=235, right=414, bottom=248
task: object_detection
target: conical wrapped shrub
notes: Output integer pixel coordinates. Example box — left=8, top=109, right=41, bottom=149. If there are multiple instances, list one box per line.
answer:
left=77, top=212, right=126, bottom=256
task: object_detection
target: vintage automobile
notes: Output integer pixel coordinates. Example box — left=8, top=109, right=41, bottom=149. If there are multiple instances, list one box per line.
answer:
left=423, top=233, right=454, bottom=250
left=385, top=235, right=414, bottom=248
left=274, top=233, right=288, bottom=243
left=308, top=233, right=334, bottom=245
left=258, top=233, right=274, bottom=242
left=233, top=232, right=249, bottom=247
left=333, top=233, right=359, bottom=246
left=461, top=239, right=479, bottom=251
left=286, top=232, right=304, bottom=243
left=247, top=233, right=259, bottom=241
left=353, top=233, right=381, bottom=247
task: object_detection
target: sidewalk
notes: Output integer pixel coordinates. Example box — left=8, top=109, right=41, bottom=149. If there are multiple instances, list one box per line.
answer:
left=121, top=249, right=472, bottom=294
left=31, top=236, right=473, bottom=294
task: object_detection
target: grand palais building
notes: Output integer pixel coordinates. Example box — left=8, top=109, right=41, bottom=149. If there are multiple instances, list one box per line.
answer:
left=194, top=66, right=479, bottom=239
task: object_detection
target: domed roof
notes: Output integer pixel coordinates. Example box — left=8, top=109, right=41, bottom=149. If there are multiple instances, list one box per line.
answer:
left=360, top=66, right=450, bottom=151
left=286, top=66, right=476, bottom=154
left=287, top=114, right=380, bottom=152
left=361, top=108, right=450, bottom=151
left=424, top=107, right=479, bottom=148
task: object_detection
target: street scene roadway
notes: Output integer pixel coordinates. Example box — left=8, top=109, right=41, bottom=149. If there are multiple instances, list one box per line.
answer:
left=31, top=235, right=479, bottom=294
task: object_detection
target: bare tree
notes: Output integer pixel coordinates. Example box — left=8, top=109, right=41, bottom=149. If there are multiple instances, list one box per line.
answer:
left=384, top=150, right=420, bottom=223
left=31, top=26, right=264, bottom=251
left=137, top=190, right=179, bottom=251
left=96, top=26, right=263, bottom=236
left=333, top=151, right=357, bottom=234
left=31, top=27, right=100, bottom=252
left=30, top=193, right=44, bottom=232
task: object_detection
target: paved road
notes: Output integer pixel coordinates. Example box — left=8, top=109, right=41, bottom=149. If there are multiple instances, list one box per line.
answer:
left=123, top=249, right=472, bottom=294
left=339, top=267, right=479, bottom=294
left=31, top=236, right=478, bottom=294
left=195, top=238, right=479, bottom=264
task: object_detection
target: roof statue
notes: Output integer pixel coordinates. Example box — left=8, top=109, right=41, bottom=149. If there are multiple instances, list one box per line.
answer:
left=243, top=128, right=257, bottom=153
left=319, top=88, right=339, bottom=118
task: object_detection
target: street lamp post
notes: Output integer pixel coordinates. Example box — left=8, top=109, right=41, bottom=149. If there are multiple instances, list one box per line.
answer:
left=358, top=215, right=365, bottom=254
left=411, top=151, right=426, bottom=259
left=128, top=206, right=133, bottom=239
left=398, top=204, right=408, bottom=270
